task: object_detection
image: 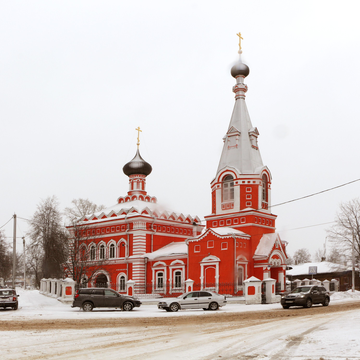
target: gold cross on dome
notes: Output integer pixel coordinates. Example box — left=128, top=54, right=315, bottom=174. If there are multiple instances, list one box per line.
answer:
left=237, top=32, right=243, bottom=51
left=135, top=126, right=142, bottom=148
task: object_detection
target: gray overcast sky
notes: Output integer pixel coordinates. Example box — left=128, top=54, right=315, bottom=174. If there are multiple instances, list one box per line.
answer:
left=1, top=1, right=360, bottom=259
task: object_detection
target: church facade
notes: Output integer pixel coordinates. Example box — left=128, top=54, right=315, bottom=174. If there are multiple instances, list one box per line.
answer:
left=67, top=42, right=288, bottom=296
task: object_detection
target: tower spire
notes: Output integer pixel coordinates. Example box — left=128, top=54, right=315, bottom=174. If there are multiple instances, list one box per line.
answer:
left=216, top=34, right=263, bottom=175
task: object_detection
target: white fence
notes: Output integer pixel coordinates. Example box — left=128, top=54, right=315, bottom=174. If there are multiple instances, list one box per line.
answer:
left=40, top=278, right=76, bottom=303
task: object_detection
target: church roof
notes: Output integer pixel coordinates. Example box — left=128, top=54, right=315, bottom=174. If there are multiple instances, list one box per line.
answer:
left=187, top=227, right=250, bottom=243
left=144, top=242, right=187, bottom=260
left=79, top=199, right=201, bottom=224
left=254, top=233, right=283, bottom=258
left=216, top=53, right=264, bottom=175
left=123, top=148, right=152, bottom=177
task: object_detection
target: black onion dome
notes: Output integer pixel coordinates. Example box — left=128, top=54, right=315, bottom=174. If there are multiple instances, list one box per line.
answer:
left=231, top=58, right=250, bottom=78
left=123, top=149, right=152, bottom=176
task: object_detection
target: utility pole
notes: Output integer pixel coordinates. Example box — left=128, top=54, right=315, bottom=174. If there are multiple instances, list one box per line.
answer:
left=12, top=213, right=16, bottom=289
left=23, top=237, right=26, bottom=290
left=352, top=232, right=355, bottom=292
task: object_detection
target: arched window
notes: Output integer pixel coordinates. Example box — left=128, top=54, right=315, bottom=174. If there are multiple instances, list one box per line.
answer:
left=109, top=243, right=115, bottom=259
left=174, top=271, right=182, bottom=288
left=99, top=244, right=105, bottom=260
left=222, top=175, right=234, bottom=202
left=156, top=272, right=164, bottom=290
left=262, top=174, right=268, bottom=209
left=119, top=275, right=126, bottom=292
left=90, top=245, right=96, bottom=260
left=237, top=266, right=244, bottom=287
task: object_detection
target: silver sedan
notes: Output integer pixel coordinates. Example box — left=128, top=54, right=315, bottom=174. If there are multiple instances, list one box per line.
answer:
left=158, top=290, right=227, bottom=312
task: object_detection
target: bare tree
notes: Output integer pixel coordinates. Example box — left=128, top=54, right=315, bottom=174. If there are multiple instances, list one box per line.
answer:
left=28, top=196, right=68, bottom=280
left=63, top=222, right=108, bottom=287
left=26, top=241, right=44, bottom=287
left=327, top=198, right=360, bottom=264
left=327, top=247, right=346, bottom=265
left=313, top=247, right=326, bottom=262
left=285, top=255, right=294, bottom=265
left=64, top=199, right=105, bottom=223
left=0, top=231, right=12, bottom=282
left=293, top=248, right=311, bottom=265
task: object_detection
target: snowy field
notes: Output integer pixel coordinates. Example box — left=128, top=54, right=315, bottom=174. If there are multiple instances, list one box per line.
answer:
left=1, top=289, right=360, bottom=359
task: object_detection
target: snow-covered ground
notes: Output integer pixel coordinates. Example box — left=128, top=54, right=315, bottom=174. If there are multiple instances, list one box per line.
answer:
left=1, top=289, right=360, bottom=359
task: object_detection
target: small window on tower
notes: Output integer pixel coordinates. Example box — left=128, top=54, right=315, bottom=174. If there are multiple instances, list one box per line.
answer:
left=222, top=175, right=234, bottom=202
left=262, top=174, right=269, bottom=209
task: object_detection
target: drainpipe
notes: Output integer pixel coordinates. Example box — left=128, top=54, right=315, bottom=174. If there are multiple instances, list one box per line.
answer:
left=125, top=214, right=130, bottom=278
left=232, top=234, right=237, bottom=295
left=144, top=257, right=148, bottom=294
left=186, top=239, right=189, bottom=280
left=150, top=215, right=156, bottom=253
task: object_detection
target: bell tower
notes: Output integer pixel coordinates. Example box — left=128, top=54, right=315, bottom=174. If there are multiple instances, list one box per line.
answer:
left=205, top=35, right=276, bottom=242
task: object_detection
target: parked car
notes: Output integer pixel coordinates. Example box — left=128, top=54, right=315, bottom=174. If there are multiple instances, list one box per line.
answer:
left=281, top=285, right=330, bottom=309
left=0, top=288, right=19, bottom=310
left=158, top=290, right=227, bottom=312
left=72, top=288, right=141, bottom=312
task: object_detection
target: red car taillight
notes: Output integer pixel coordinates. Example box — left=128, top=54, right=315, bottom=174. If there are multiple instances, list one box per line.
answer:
left=74, top=290, right=79, bottom=299
left=12, top=297, right=17, bottom=301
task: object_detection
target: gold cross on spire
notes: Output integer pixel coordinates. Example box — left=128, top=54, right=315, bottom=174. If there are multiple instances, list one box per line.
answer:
left=135, top=126, right=142, bottom=148
left=237, top=32, right=243, bottom=52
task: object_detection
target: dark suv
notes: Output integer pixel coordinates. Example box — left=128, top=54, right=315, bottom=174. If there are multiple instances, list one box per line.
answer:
left=0, top=289, right=19, bottom=310
left=72, top=288, right=141, bottom=312
left=281, top=285, right=330, bottom=309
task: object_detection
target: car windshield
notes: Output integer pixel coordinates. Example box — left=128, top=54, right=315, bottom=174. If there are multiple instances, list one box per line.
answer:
left=291, top=286, right=311, bottom=293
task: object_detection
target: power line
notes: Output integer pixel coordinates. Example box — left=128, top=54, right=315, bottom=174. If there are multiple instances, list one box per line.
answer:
left=278, top=221, right=336, bottom=233
left=0, top=217, right=13, bottom=230
left=271, top=178, right=360, bottom=208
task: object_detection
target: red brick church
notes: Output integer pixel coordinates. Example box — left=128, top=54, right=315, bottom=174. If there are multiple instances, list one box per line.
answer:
left=68, top=40, right=288, bottom=296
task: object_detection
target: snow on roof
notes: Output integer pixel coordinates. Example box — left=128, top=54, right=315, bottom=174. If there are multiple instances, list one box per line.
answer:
left=209, top=227, right=250, bottom=237
left=93, top=200, right=164, bottom=217
left=286, top=262, right=351, bottom=276
left=144, top=242, right=188, bottom=260
left=79, top=199, right=201, bottom=224
left=254, top=233, right=280, bottom=257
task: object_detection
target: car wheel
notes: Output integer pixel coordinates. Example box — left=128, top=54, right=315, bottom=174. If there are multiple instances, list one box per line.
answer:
left=304, top=298, right=312, bottom=308
left=13, top=304, right=18, bottom=310
left=165, top=308, right=171, bottom=312
left=209, top=302, right=219, bottom=311
left=282, top=305, right=289, bottom=309
left=169, top=302, right=179, bottom=312
left=323, top=297, right=330, bottom=306
left=123, top=301, right=134, bottom=311
left=82, top=302, right=94, bottom=312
